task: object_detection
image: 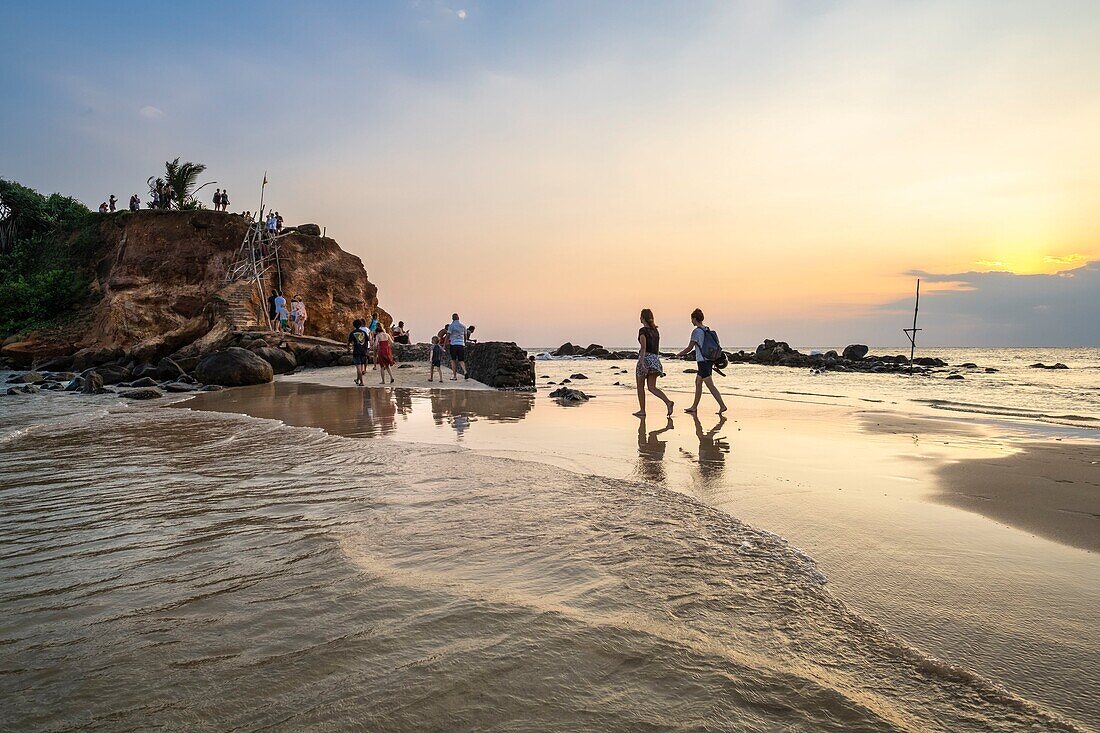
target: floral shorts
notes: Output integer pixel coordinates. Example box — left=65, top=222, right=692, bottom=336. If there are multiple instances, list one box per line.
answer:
left=636, top=353, right=664, bottom=377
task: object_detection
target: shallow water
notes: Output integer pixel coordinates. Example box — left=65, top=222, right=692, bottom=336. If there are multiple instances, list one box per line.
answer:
left=0, top=386, right=1093, bottom=731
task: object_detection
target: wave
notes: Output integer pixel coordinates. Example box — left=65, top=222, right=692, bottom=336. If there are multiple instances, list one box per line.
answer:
left=914, top=398, right=1099, bottom=427
left=0, top=395, right=1085, bottom=731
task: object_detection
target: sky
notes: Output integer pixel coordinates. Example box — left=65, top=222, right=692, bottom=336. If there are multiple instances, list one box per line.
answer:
left=1, top=0, right=1098, bottom=347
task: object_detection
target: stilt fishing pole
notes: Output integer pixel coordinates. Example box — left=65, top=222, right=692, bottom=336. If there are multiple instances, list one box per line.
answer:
left=903, top=279, right=921, bottom=375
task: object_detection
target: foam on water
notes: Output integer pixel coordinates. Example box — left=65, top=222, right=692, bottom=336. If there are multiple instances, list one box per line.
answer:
left=0, top=393, right=1087, bottom=731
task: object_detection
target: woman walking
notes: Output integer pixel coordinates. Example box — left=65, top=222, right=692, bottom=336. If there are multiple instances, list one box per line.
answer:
left=290, top=295, right=307, bottom=335
left=375, top=326, right=396, bottom=384
left=634, top=308, right=675, bottom=417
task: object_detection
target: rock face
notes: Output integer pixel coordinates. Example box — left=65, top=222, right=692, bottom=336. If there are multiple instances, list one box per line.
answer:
left=1, top=210, right=389, bottom=367
left=195, top=347, right=274, bottom=386
left=465, top=342, right=536, bottom=389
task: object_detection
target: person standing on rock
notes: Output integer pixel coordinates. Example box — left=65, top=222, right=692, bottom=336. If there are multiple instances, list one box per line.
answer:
left=213, top=189, right=222, bottom=211
left=634, top=308, right=674, bottom=418
left=109, top=195, right=117, bottom=212
left=348, top=319, right=370, bottom=386
left=375, top=326, right=396, bottom=384
left=129, top=194, right=140, bottom=211
left=221, top=190, right=230, bottom=212
left=447, top=313, right=468, bottom=381
left=675, top=308, right=727, bottom=414
left=291, top=296, right=307, bottom=335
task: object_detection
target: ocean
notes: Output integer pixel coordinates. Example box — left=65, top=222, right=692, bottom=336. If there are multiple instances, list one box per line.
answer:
left=0, top=347, right=1096, bottom=731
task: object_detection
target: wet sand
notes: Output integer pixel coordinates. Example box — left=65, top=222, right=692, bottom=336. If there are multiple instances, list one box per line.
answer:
left=181, top=367, right=1100, bottom=728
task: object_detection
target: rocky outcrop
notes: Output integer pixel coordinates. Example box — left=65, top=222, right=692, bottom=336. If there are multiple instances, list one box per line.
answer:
left=549, top=386, right=590, bottom=402
left=252, top=346, right=297, bottom=375
left=195, top=347, right=274, bottom=386
left=842, top=344, right=869, bottom=361
left=1, top=210, right=389, bottom=368
left=466, top=342, right=536, bottom=389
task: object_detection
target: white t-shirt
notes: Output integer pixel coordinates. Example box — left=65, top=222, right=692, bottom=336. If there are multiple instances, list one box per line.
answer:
left=448, top=320, right=466, bottom=346
left=691, top=326, right=706, bottom=362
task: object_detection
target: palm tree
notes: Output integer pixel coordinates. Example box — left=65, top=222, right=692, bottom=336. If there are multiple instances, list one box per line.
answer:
left=163, top=158, right=208, bottom=209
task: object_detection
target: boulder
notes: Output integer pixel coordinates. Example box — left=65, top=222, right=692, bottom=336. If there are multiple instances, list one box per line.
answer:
left=94, top=364, right=132, bottom=385
left=296, top=223, right=322, bottom=236
left=200, top=385, right=225, bottom=392
left=129, top=377, right=160, bottom=388
left=335, top=355, right=354, bottom=367
left=157, top=357, right=186, bottom=381
left=465, top=342, right=536, bottom=389
left=393, top=342, right=430, bottom=362
left=64, top=377, right=85, bottom=392
left=195, top=347, right=274, bottom=387
left=551, top=342, right=578, bottom=357
left=132, top=363, right=160, bottom=379
left=253, top=346, right=297, bottom=374
left=548, top=387, right=590, bottom=402
left=120, top=387, right=163, bottom=400
left=569, top=373, right=589, bottom=380
left=1030, top=362, right=1069, bottom=370
left=946, top=374, right=964, bottom=380
left=246, top=339, right=270, bottom=352
left=11, top=371, right=46, bottom=384
left=302, top=346, right=341, bottom=368
left=164, top=382, right=200, bottom=393
left=82, top=371, right=106, bottom=394
left=842, top=344, right=869, bottom=361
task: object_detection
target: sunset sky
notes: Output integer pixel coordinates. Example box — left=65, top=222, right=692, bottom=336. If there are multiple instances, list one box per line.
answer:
left=2, top=1, right=1098, bottom=346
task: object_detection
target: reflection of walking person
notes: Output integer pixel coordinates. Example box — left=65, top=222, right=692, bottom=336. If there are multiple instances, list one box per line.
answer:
left=375, top=328, right=396, bottom=384
left=633, top=308, right=675, bottom=417
left=447, top=313, right=468, bottom=380
left=692, top=412, right=730, bottom=482
left=676, top=308, right=728, bottom=414
left=347, top=319, right=370, bottom=386
left=636, top=416, right=674, bottom=484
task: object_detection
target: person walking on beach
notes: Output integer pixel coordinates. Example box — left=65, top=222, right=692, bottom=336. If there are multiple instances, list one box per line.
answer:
left=375, top=326, right=396, bottom=384
left=428, top=335, right=444, bottom=382
left=634, top=308, right=675, bottom=417
left=347, top=319, right=370, bottom=386
left=675, top=308, right=728, bottom=414
left=290, top=295, right=307, bottom=335
left=447, top=313, right=467, bottom=380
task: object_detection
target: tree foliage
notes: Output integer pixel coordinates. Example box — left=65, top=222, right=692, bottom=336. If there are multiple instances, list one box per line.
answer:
left=0, top=178, right=100, bottom=336
left=165, top=157, right=208, bottom=209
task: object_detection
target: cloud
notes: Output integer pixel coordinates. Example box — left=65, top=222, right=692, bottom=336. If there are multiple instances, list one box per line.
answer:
left=138, top=105, right=164, bottom=119
left=869, top=260, right=1100, bottom=345
left=455, top=9, right=467, bottom=20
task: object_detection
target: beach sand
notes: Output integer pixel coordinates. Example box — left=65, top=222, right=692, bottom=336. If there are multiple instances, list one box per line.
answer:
left=180, top=363, right=1100, bottom=728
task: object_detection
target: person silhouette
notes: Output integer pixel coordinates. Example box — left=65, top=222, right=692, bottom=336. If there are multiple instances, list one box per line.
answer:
left=692, top=412, right=730, bottom=484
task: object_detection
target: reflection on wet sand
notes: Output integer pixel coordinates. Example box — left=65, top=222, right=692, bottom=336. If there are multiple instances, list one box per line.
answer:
left=677, top=413, right=730, bottom=485
left=182, top=381, right=535, bottom=439
left=635, top=417, right=674, bottom=483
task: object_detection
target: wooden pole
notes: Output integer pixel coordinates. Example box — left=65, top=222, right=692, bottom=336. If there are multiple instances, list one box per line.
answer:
left=904, top=278, right=921, bottom=375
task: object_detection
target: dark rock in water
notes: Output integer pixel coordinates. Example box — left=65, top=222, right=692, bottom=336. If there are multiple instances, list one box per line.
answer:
left=569, top=373, right=588, bottom=380
left=552, top=342, right=578, bottom=357
left=11, top=371, right=46, bottom=384
left=754, top=339, right=795, bottom=364
left=540, top=375, right=550, bottom=379
left=336, top=355, right=354, bottom=367
left=120, top=387, right=163, bottom=400
left=164, top=382, right=200, bottom=393
left=177, top=374, right=197, bottom=384
left=82, top=371, right=106, bottom=394
left=946, top=374, right=964, bottom=380
left=985, top=367, right=999, bottom=373
left=92, top=364, right=132, bottom=385
left=561, top=379, right=572, bottom=384
left=684, top=368, right=697, bottom=374
left=546, top=381, right=556, bottom=385
left=397, top=363, right=413, bottom=369
left=959, top=362, right=978, bottom=369
left=296, top=223, right=322, bottom=236
left=842, top=344, right=869, bottom=361
left=1030, top=362, right=1069, bottom=370
left=613, top=381, right=621, bottom=386
left=582, top=345, right=611, bottom=358
left=254, top=346, right=297, bottom=375
left=466, top=342, right=536, bottom=389
left=200, top=384, right=225, bottom=392
left=195, top=347, right=274, bottom=386
left=133, top=363, right=160, bottom=379
left=156, top=357, right=186, bottom=381
left=549, top=386, right=590, bottom=402
left=64, top=377, right=85, bottom=392
left=42, top=382, right=63, bottom=391
left=912, top=356, right=948, bottom=367
left=129, top=376, right=160, bottom=388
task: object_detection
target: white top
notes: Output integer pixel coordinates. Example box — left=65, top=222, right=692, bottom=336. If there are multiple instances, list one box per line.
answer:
left=448, top=320, right=466, bottom=346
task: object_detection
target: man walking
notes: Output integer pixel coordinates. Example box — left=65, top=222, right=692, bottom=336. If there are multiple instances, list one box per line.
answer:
left=447, top=313, right=468, bottom=380
left=675, top=308, right=727, bottom=414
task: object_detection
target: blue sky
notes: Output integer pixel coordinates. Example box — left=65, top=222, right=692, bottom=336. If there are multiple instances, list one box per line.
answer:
left=3, top=1, right=1099, bottom=346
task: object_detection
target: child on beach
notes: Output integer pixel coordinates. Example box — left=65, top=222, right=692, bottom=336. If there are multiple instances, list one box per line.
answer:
left=428, top=336, right=444, bottom=382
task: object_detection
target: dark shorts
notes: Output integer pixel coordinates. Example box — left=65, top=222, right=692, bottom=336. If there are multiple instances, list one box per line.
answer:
left=352, top=355, right=367, bottom=366
left=431, top=359, right=442, bottom=367
left=696, top=360, right=713, bottom=379
left=449, top=345, right=465, bottom=362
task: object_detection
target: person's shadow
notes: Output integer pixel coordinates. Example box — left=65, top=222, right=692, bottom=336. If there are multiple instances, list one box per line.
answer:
left=635, top=416, right=674, bottom=484
left=692, top=413, right=729, bottom=483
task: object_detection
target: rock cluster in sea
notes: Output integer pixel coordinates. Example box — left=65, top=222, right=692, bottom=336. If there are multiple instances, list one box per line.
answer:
left=547, top=338, right=996, bottom=376
left=465, top=342, right=537, bottom=390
